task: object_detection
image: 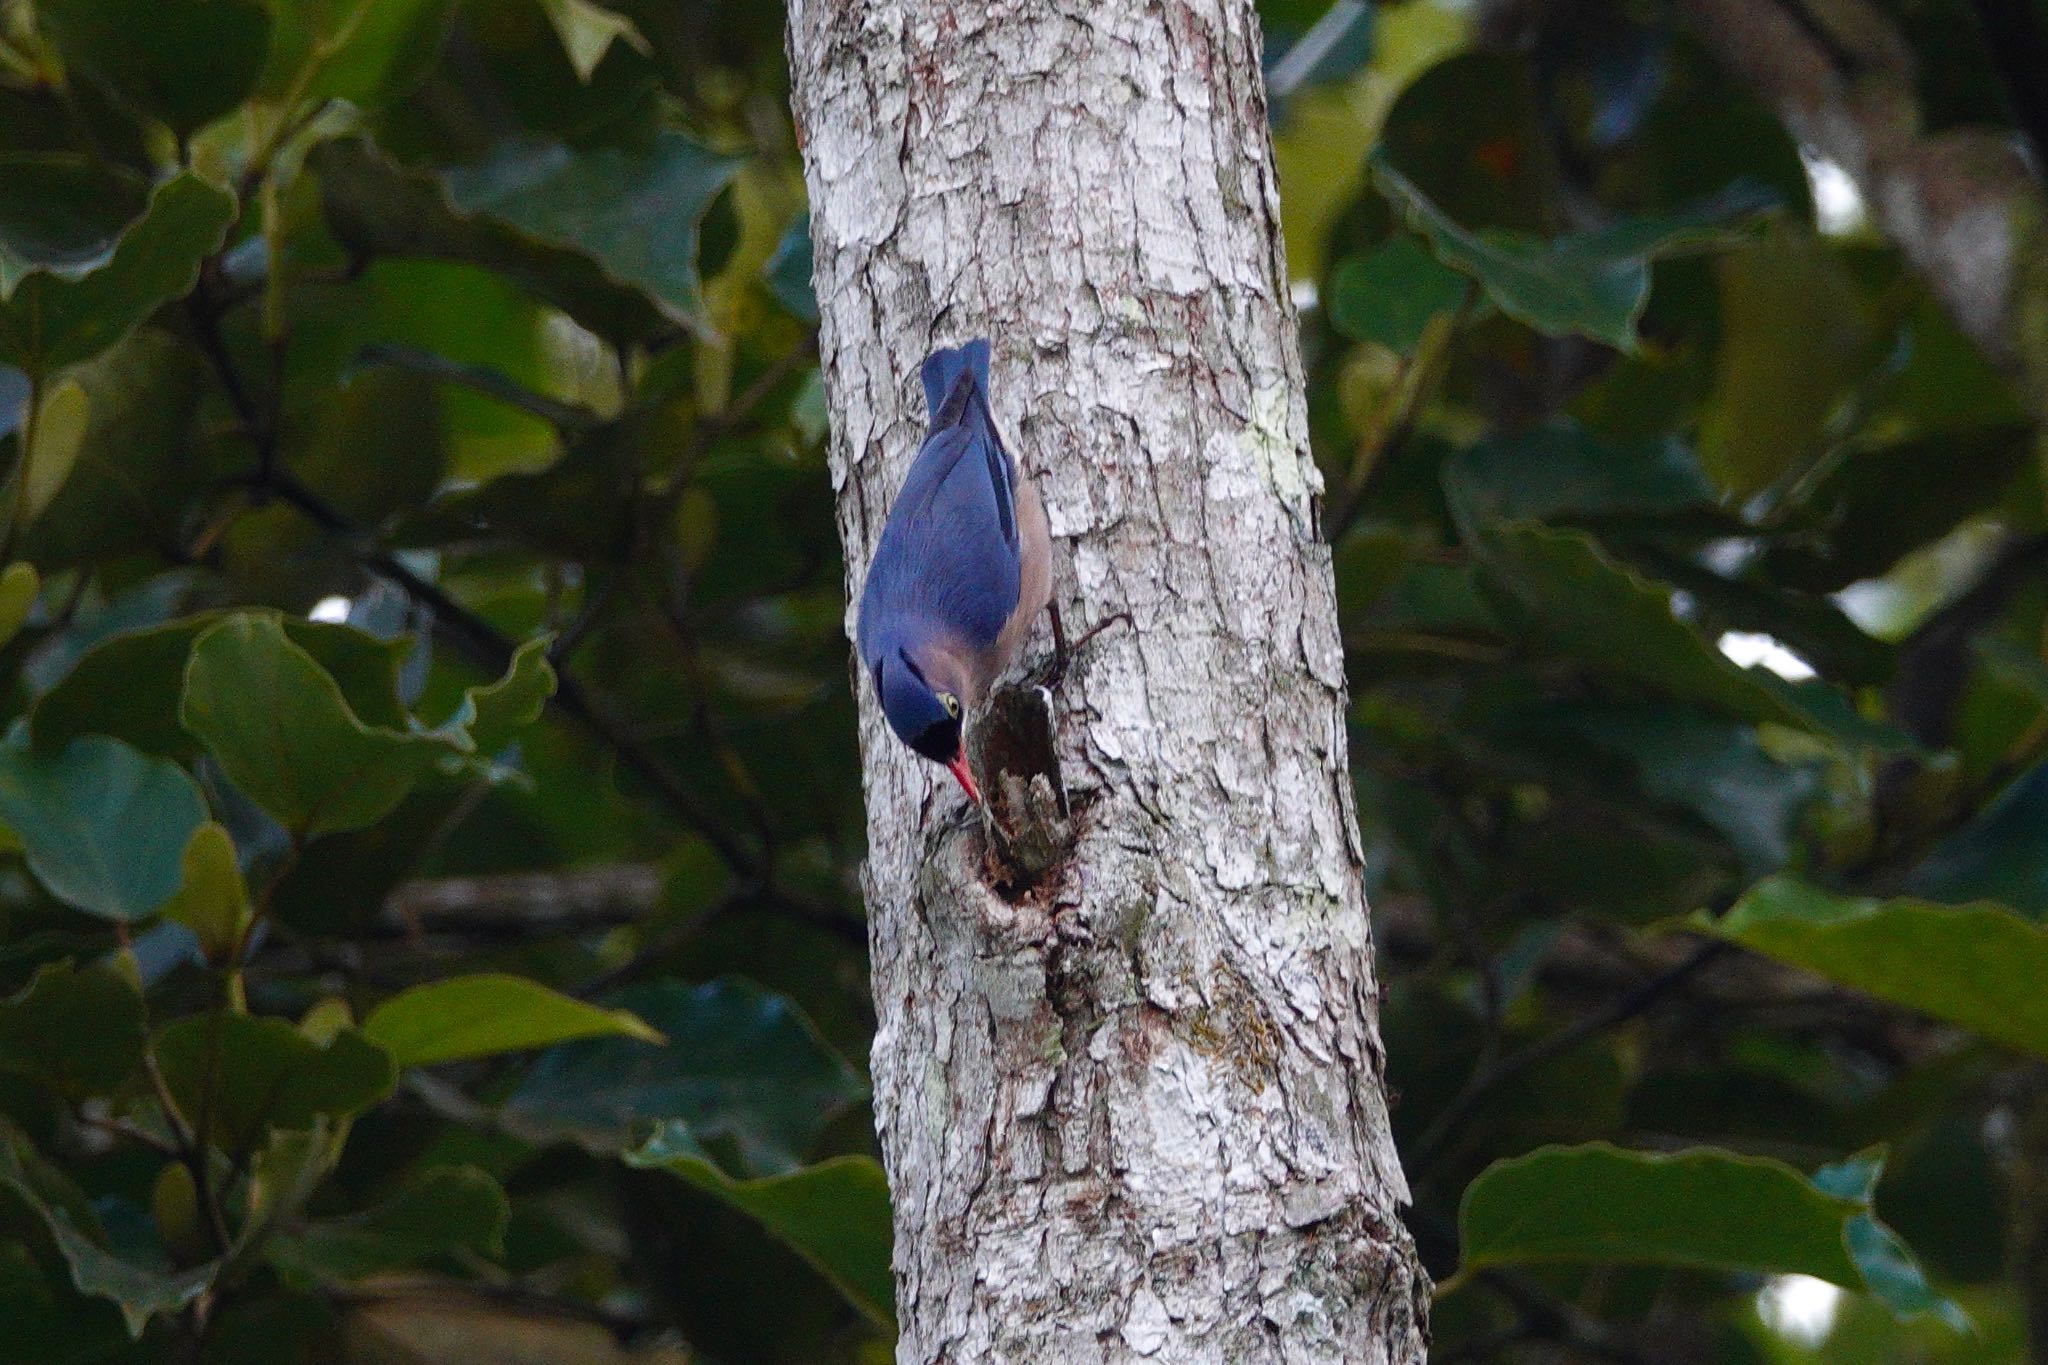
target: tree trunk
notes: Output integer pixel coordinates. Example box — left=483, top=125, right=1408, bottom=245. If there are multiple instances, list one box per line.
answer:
left=787, top=3, right=1428, bottom=1361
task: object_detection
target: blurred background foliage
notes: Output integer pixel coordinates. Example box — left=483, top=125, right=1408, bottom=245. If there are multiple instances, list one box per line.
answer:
left=0, top=0, right=2042, bottom=1360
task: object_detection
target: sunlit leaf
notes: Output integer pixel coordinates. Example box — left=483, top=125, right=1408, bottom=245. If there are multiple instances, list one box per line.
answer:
left=363, top=973, right=661, bottom=1067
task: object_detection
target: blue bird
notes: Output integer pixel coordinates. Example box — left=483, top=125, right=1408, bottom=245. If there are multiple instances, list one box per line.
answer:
left=857, top=339, right=1052, bottom=803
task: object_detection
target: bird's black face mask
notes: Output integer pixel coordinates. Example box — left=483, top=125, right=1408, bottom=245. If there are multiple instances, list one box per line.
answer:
left=909, top=715, right=963, bottom=766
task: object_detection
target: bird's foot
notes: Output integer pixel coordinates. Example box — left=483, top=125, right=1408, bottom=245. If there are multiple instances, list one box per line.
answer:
left=1045, top=604, right=1133, bottom=690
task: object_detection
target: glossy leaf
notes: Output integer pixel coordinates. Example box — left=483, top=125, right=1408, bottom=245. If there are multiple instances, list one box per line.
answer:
left=1703, top=878, right=2048, bottom=1058
left=362, top=973, right=661, bottom=1067
left=627, top=1123, right=893, bottom=1326
left=1374, top=154, right=1776, bottom=350
left=503, top=978, right=865, bottom=1172
left=1459, top=1143, right=1863, bottom=1284
left=0, top=735, right=205, bottom=921
left=1813, top=1151, right=1969, bottom=1328
left=0, top=174, right=233, bottom=374
left=765, top=213, right=817, bottom=322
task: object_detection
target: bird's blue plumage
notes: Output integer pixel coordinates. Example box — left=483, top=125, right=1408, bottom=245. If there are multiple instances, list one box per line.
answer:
left=858, top=340, right=1025, bottom=760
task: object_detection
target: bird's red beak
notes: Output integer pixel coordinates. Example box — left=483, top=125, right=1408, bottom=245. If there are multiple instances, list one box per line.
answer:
left=945, top=744, right=982, bottom=805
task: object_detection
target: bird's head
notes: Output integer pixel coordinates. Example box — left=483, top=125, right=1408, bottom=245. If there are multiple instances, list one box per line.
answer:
left=873, top=646, right=979, bottom=803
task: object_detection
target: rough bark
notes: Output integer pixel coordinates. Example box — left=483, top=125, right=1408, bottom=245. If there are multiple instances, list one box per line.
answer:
left=787, top=2, right=1427, bottom=1362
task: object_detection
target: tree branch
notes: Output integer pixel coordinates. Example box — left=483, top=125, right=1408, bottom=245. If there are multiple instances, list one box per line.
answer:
left=1679, top=0, right=2048, bottom=418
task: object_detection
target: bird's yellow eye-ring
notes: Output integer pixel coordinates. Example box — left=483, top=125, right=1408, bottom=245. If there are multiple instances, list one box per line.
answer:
left=939, top=691, right=961, bottom=718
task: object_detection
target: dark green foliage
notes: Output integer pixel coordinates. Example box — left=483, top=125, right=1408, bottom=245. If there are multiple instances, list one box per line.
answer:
left=0, top=0, right=2032, bottom=1360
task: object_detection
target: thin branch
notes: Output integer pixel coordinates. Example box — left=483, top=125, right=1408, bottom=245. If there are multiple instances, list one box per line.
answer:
left=1409, top=937, right=1732, bottom=1180
left=358, top=343, right=602, bottom=432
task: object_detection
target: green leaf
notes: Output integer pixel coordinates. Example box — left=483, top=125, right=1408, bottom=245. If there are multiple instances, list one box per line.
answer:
left=1326, top=234, right=1471, bottom=353
left=39, top=0, right=271, bottom=137
left=267, top=1166, right=508, bottom=1281
left=1702, top=877, right=2048, bottom=1058
left=1812, top=1150, right=1970, bottom=1328
left=1460, top=519, right=1812, bottom=729
left=310, top=132, right=740, bottom=342
left=260, top=0, right=456, bottom=110
left=431, top=636, right=556, bottom=756
left=503, top=978, right=865, bottom=1173
left=152, top=1013, right=395, bottom=1154
left=179, top=613, right=454, bottom=836
left=0, top=155, right=147, bottom=279
left=35, top=609, right=410, bottom=757
left=0, top=734, right=205, bottom=921
left=1764, top=423, right=2036, bottom=591
left=0, top=562, right=38, bottom=650
left=1457, top=1143, right=1862, bottom=1285
left=363, top=973, right=661, bottom=1068
left=627, top=1124, right=893, bottom=1327
left=159, top=823, right=251, bottom=961
left=1501, top=703, right=1817, bottom=873
left=765, top=213, right=816, bottom=323
left=539, top=0, right=649, bottom=81
left=0, top=959, right=145, bottom=1095
left=0, top=1131, right=215, bottom=1337
left=19, top=377, right=88, bottom=526
left=1442, top=421, right=1719, bottom=526
left=14, top=327, right=212, bottom=570
left=0, top=174, right=234, bottom=375
left=0, top=1242, right=132, bottom=1360
left=1698, top=224, right=1880, bottom=498
left=1373, top=154, right=1775, bottom=351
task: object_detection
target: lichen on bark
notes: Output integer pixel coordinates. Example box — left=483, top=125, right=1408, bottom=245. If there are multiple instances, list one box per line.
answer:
left=788, top=2, right=1428, bottom=1360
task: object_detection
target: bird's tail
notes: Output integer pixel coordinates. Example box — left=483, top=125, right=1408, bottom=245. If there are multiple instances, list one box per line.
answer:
left=920, top=338, right=991, bottom=420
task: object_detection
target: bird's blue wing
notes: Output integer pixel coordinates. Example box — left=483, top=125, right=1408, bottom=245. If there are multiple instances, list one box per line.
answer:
left=860, top=419, right=1022, bottom=655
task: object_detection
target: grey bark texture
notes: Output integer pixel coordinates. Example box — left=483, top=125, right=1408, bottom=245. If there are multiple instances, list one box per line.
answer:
left=786, top=2, right=1428, bottom=1362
